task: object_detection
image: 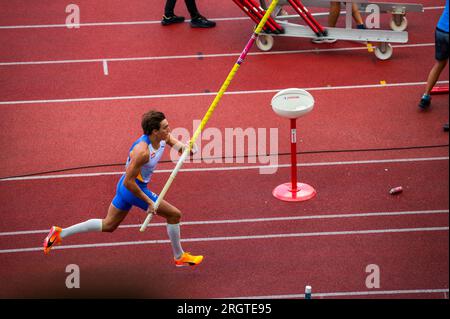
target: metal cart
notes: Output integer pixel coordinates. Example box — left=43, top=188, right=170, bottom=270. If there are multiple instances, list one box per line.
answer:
left=234, top=0, right=423, bottom=60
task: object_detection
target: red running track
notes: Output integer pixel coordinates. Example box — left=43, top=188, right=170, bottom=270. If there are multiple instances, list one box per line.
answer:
left=0, top=157, right=448, bottom=298
left=0, top=8, right=446, bottom=100
left=0, top=87, right=448, bottom=178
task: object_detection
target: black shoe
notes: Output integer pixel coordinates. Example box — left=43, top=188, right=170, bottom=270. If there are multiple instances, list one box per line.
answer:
left=161, top=15, right=185, bottom=26
left=190, top=15, right=216, bottom=28
left=418, top=94, right=431, bottom=110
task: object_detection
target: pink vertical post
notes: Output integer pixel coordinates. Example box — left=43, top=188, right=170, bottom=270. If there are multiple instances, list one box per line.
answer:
left=290, top=118, right=298, bottom=193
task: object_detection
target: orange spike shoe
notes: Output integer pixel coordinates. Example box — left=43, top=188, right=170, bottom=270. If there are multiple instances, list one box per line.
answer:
left=174, top=252, right=204, bottom=267
left=43, top=226, right=62, bottom=254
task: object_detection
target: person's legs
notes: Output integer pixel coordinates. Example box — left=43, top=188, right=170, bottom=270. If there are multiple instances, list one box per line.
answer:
left=312, top=2, right=339, bottom=43
left=351, top=3, right=365, bottom=27
left=156, top=199, right=203, bottom=266
left=419, top=29, right=449, bottom=109
left=43, top=175, right=134, bottom=254
left=162, top=0, right=185, bottom=26
left=164, top=0, right=177, bottom=16
left=101, top=204, right=130, bottom=232
left=184, top=0, right=200, bottom=18
left=156, top=199, right=181, bottom=224
left=156, top=200, right=183, bottom=259
left=187, top=0, right=216, bottom=28
left=328, top=2, right=341, bottom=27
left=59, top=204, right=128, bottom=237
left=419, top=59, right=448, bottom=109
left=43, top=204, right=129, bottom=254
left=131, top=184, right=200, bottom=265
left=424, top=59, right=448, bottom=95
left=59, top=219, right=103, bottom=238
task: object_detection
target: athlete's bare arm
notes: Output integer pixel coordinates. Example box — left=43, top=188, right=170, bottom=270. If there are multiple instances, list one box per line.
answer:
left=166, top=133, right=197, bottom=155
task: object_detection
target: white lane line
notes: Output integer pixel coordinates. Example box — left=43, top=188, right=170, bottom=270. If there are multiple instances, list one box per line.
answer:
left=0, top=43, right=434, bottom=66
left=0, top=209, right=447, bottom=236
left=0, top=7, right=443, bottom=30
left=226, top=288, right=450, bottom=299
left=0, top=17, right=249, bottom=30
left=102, top=60, right=108, bottom=75
left=1, top=156, right=448, bottom=182
left=0, top=226, right=448, bottom=254
left=0, top=80, right=448, bottom=106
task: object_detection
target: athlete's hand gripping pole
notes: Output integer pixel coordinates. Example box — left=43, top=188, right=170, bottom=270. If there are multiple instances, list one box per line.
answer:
left=139, top=0, right=280, bottom=232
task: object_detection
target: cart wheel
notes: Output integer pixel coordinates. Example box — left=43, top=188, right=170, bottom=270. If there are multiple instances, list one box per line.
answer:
left=374, top=43, right=393, bottom=60
left=390, top=15, right=408, bottom=31
left=256, top=34, right=274, bottom=51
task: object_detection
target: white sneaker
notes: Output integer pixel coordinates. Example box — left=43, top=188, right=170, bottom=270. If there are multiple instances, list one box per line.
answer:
left=312, top=37, right=337, bottom=44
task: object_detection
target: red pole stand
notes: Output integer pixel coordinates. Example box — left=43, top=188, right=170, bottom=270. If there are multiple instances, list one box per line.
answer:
left=431, top=86, right=449, bottom=95
left=286, top=0, right=320, bottom=35
left=286, top=0, right=327, bottom=35
left=293, top=0, right=326, bottom=34
left=252, top=0, right=285, bottom=33
left=243, top=0, right=284, bottom=33
left=233, top=0, right=264, bottom=25
left=273, top=118, right=316, bottom=202
left=232, top=0, right=276, bottom=33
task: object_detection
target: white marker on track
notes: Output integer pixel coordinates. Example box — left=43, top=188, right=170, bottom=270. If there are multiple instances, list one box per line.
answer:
left=103, top=60, right=109, bottom=75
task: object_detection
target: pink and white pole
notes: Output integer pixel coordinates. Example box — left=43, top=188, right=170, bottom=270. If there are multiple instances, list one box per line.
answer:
left=271, top=89, right=316, bottom=202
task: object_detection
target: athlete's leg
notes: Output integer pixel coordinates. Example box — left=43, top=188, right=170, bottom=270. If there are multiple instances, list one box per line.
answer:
left=156, top=200, right=184, bottom=259
left=59, top=204, right=128, bottom=238
left=156, top=199, right=182, bottom=224
left=101, top=204, right=130, bottom=232
left=135, top=186, right=202, bottom=266
left=43, top=175, right=133, bottom=254
left=43, top=203, right=128, bottom=254
left=155, top=200, right=203, bottom=266
left=59, top=219, right=102, bottom=239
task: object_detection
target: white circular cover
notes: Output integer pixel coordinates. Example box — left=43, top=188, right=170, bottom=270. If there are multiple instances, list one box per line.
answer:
left=271, top=88, right=314, bottom=119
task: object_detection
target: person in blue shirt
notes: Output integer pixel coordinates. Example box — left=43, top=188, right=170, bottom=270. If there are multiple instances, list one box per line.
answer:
left=419, top=0, right=449, bottom=110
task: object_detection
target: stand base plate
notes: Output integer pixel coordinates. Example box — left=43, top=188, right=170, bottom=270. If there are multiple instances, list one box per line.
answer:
left=273, top=182, right=316, bottom=202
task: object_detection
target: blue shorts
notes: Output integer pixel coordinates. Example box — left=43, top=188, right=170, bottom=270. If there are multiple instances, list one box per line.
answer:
left=435, top=28, right=449, bottom=61
left=111, top=175, right=159, bottom=211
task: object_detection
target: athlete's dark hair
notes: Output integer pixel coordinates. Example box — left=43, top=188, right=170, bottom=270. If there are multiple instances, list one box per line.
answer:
left=141, top=110, right=166, bottom=135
